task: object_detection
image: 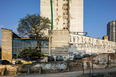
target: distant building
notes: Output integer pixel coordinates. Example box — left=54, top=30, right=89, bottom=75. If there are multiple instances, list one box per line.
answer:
left=40, top=0, right=83, bottom=34
left=107, top=21, right=116, bottom=42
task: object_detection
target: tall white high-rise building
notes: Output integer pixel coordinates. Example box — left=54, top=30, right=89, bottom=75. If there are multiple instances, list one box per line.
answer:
left=40, top=0, right=83, bottom=33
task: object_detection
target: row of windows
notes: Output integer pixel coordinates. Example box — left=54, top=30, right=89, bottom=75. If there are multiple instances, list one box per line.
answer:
left=56, top=19, right=68, bottom=25
left=13, top=40, right=37, bottom=48
left=56, top=3, right=68, bottom=7
left=12, top=40, right=49, bottom=54
left=55, top=1, right=69, bottom=26
left=57, top=0, right=68, bottom=1
left=56, top=8, right=68, bottom=11
left=63, top=4, right=68, bottom=6
left=63, top=13, right=67, bottom=15
left=63, top=22, right=68, bottom=25
left=13, top=47, right=49, bottom=53
left=56, top=22, right=68, bottom=26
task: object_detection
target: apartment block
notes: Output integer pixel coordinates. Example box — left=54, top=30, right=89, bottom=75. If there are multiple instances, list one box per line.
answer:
left=40, top=0, right=83, bottom=33
left=107, top=21, right=116, bottom=42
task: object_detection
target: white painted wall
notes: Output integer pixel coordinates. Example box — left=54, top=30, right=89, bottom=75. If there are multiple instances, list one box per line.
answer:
left=69, top=34, right=116, bottom=54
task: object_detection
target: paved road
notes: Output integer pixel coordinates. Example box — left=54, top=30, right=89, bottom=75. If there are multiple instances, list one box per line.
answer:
left=1, top=67, right=116, bottom=77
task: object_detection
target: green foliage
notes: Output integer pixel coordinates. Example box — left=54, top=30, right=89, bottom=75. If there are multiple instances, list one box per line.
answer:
left=17, top=14, right=51, bottom=38
left=18, top=47, right=41, bottom=60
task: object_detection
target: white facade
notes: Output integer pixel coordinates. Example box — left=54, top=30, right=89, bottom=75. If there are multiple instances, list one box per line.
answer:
left=69, top=34, right=116, bottom=54
left=49, top=30, right=116, bottom=59
left=69, top=0, right=83, bottom=33
left=40, top=0, right=83, bottom=33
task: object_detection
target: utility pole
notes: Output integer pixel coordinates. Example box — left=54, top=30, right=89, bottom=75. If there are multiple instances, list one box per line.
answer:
left=50, top=0, right=53, bottom=30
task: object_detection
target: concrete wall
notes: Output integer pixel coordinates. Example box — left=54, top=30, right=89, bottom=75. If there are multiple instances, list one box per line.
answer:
left=49, top=30, right=69, bottom=56
left=69, top=0, right=83, bottom=33
left=41, top=62, right=67, bottom=70
left=49, top=30, right=116, bottom=57
left=1, top=28, right=13, bottom=62
left=40, top=0, right=66, bottom=30
left=69, top=34, right=116, bottom=55
left=40, top=0, right=65, bottom=30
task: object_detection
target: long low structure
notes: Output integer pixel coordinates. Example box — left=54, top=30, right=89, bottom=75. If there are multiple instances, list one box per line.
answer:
left=69, top=33, right=116, bottom=54
left=49, top=30, right=116, bottom=59
left=1, top=29, right=116, bottom=62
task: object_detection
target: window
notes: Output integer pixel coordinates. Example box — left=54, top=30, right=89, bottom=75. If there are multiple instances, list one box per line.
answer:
left=63, top=0, right=68, bottom=1
left=63, top=4, right=68, bottom=6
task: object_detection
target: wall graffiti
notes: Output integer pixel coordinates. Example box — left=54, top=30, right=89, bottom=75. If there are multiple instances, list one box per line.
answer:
left=41, top=62, right=67, bottom=70
left=69, top=34, right=116, bottom=54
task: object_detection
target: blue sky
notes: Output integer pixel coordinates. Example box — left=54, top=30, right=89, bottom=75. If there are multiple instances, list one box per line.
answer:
left=84, top=0, right=116, bottom=38
left=0, top=0, right=116, bottom=44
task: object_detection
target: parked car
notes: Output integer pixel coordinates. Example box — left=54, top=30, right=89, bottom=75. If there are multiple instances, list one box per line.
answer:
left=15, top=58, right=32, bottom=64
left=15, top=61, right=22, bottom=64
left=0, top=60, right=20, bottom=76
left=32, top=60, right=38, bottom=63
left=74, top=55, right=83, bottom=60
left=48, top=56, right=54, bottom=62
left=56, top=56, right=63, bottom=61
left=0, top=60, right=11, bottom=65
left=40, top=57, right=48, bottom=62
left=83, top=54, right=91, bottom=58
left=91, top=54, right=98, bottom=56
left=69, top=57, right=74, bottom=60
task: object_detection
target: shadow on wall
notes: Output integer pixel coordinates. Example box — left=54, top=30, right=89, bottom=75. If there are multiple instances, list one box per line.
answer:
left=50, top=44, right=86, bottom=60
left=50, top=45, right=69, bottom=56
left=68, top=44, right=86, bottom=56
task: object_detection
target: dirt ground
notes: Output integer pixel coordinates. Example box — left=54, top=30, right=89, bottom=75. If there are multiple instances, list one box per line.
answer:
left=1, top=67, right=116, bottom=77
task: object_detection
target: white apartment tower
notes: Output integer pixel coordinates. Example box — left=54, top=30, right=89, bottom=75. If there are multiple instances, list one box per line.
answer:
left=40, top=0, right=83, bottom=33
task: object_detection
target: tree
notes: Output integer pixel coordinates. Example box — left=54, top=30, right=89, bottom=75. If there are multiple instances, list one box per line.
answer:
left=18, top=47, right=41, bottom=60
left=17, top=14, right=51, bottom=48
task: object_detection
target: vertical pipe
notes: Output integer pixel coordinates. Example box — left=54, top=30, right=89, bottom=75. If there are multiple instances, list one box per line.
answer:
left=50, top=0, right=53, bottom=30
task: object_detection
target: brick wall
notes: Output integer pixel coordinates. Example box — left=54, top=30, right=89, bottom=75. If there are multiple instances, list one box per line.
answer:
left=1, top=28, right=12, bottom=62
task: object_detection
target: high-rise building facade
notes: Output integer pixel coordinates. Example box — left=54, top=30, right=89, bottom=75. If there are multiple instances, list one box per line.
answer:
left=107, top=21, right=116, bottom=42
left=40, top=0, right=83, bottom=33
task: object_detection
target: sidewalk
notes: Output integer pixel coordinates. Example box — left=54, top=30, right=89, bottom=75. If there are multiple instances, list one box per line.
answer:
left=1, top=67, right=116, bottom=77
